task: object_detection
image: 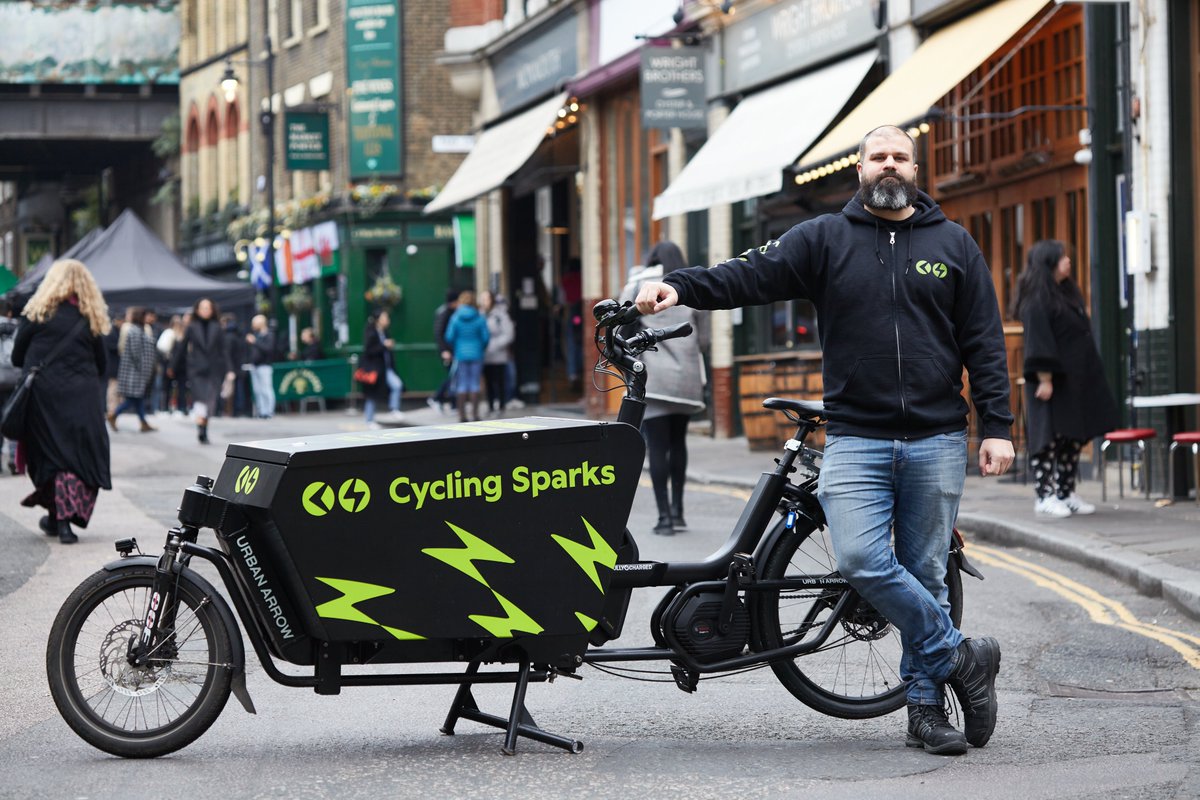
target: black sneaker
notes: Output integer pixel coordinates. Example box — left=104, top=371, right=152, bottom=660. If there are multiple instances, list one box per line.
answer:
left=946, top=636, right=1001, bottom=747
left=905, top=702, right=967, bottom=755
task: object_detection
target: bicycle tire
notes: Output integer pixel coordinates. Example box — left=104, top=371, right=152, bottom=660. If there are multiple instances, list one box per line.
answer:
left=752, top=517, right=963, bottom=720
left=46, top=564, right=234, bottom=757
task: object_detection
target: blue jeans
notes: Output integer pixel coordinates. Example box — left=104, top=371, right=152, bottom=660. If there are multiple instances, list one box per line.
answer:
left=817, top=431, right=967, bottom=705
left=249, top=364, right=275, bottom=418
left=364, top=368, right=402, bottom=422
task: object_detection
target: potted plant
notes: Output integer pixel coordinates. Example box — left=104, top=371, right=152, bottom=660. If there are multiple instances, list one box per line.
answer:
left=365, top=273, right=402, bottom=309
left=281, top=284, right=314, bottom=316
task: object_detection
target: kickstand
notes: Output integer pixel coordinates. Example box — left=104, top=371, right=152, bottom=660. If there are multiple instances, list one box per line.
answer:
left=439, top=657, right=584, bottom=755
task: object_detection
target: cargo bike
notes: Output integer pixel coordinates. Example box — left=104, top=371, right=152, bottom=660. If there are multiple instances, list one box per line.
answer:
left=46, top=299, right=978, bottom=757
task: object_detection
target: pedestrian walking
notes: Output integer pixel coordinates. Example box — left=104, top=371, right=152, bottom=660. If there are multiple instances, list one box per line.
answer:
left=106, top=306, right=156, bottom=432
left=359, top=310, right=404, bottom=428
left=635, top=124, right=1012, bottom=756
left=10, top=258, right=112, bottom=544
left=620, top=241, right=708, bottom=536
left=0, top=297, right=21, bottom=475
left=445, top=290, right=490, bottom=422
left=479, top=290, right=514, bottom=416
left=245, top=314, right=277, bottom=419
left=1015, top=239, right=1118, bottom=518
left=170, top=298, right=234, bottom=444
left=429, top=288, right=458, bottom=413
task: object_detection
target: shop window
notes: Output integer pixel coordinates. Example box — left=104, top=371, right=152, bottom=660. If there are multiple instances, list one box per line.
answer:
left=931, top=7, right=1085, bottom=182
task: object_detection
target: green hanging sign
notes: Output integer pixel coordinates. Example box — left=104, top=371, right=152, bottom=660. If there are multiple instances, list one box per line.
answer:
left=345, top=0, right=403, bottom=179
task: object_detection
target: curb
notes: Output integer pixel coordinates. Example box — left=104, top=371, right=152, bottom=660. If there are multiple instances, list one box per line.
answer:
left=956, top=512, right=1200, bottom=622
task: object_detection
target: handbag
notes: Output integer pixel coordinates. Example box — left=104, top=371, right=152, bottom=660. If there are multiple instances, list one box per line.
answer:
left=0, top=318, right=87, bottom=440
left=353, top=367, right=378, bottom=385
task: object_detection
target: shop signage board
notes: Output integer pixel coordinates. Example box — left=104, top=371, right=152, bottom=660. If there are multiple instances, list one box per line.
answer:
left=640, top=45, right=707, bottom=130
left=346, top=0, right=403, bottom=178
left=722, top=0, right=878, bottom=94
left=285, top=112, right=330, bottom=171
left=493, top=11, right=578, bottom=114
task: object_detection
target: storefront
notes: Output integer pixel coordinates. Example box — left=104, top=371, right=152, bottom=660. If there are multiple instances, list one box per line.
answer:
left=426, top=7, right=584, bottom=405
left=651, top=0, right=1090, bottom=448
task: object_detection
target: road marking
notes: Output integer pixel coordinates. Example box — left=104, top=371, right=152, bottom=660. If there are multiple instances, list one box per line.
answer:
left=638, top=477, right=752, bottom=501
left=969, top=543, right=1200, bottom=670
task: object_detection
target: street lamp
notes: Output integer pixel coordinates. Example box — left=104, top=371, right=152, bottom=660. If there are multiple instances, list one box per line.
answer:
left=219, top=11, right=278, bottom=318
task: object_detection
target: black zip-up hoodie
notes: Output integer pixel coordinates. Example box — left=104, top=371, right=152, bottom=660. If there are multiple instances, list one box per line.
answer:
left=664, top=191, right=1013, bottom=441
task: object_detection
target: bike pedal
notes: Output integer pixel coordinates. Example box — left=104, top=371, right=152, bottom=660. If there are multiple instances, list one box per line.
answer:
left=670, top=664, right=699, bottom=693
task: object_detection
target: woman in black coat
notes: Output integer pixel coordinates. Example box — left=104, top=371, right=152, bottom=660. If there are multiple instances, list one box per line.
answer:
left=170, top=297, right=234, bottom=444
left=1015, top=240, right=1119, bottom=518
left=11, top=258, right=112, bottom=543
left=359, top=310, right=403, bottom=427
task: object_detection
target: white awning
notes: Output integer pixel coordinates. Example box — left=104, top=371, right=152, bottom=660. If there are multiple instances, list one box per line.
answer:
left=800, top=0, right=1050, bottom=168
left=425, top=92, right=567, bottom=214
left=652, top=50, right=877, bottom=221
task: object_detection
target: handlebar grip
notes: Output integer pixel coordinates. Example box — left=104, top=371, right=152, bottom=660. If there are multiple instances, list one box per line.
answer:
left=657, top=322, right=693, bottom=342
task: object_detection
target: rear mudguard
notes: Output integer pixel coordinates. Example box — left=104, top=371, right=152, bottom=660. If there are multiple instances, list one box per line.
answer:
left=102, top=555, right=255, bottom=714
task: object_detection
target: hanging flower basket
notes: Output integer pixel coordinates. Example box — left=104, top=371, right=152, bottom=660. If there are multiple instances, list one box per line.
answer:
left=281, top=285, right=314, bottom=315
left=365, top=274, right=403, bottom=309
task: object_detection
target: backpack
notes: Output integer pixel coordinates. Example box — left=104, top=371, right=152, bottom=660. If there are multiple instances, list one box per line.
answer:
left=0, top=320, right=19, bottom=392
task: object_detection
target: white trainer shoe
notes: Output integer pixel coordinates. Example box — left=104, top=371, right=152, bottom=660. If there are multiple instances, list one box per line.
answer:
left=1035, top=496, right=1072, bottom=518
left=1061, top=493, right=1096, bottom=515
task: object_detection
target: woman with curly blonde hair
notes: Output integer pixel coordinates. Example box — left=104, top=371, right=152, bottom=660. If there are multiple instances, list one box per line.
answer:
left=11, top=259, right=113, bottom=543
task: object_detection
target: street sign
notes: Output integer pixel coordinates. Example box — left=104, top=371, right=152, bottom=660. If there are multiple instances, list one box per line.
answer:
left=285, top=112, right=330, bottom=171
left=346, top=0, right=403, bottom=179
left=640, top=46, right=707, bottom=130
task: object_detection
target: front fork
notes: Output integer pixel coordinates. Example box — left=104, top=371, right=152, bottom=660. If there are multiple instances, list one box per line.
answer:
left=128, top=524, right=200, bottom=667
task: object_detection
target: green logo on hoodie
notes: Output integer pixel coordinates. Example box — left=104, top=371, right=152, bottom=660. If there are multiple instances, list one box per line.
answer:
left=915, top=260, right=948, bottom=279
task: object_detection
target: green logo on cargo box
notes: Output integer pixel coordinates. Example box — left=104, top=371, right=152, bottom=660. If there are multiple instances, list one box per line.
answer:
left=235, top=466, right=260, bottom=495
left=303, top=478, right=370, bottom=516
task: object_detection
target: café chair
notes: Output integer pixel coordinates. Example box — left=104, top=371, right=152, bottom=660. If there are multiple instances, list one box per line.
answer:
left=1167, top=432, right=1200, bottom=506
left=1099, top=428, right=1158, bottom=502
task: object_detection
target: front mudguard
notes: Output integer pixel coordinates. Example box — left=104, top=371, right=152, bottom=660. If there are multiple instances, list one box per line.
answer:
left=103, top=555, right=255, bottom=714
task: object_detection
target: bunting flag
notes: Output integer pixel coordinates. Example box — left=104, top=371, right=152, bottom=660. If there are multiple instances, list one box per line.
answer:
left=274, top=234, right=294, bottom=286
left=313, top=220, right=340, bottom=268
left=249, top=241, right=272, bottom=290
left=291, top=227, right=320, bottom=284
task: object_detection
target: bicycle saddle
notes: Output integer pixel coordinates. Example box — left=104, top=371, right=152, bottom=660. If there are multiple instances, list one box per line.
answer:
left=762, top=397, right=826, bottom=420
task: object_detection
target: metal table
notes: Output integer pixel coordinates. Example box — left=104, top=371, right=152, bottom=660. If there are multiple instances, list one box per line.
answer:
left=1130, top=393, right=1200, bottom=499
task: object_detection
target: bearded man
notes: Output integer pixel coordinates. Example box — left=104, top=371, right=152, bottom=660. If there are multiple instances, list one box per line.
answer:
left=634, top=124, right=1014, bottom=755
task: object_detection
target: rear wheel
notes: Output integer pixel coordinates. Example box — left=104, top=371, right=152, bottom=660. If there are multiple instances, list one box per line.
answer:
left=46, top=565, right=233, bottom=757
left=753, top=519, right=963, bottom=719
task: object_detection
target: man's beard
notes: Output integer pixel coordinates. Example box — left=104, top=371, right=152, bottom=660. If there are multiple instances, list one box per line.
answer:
left=858, top=172, right=919, bottom=211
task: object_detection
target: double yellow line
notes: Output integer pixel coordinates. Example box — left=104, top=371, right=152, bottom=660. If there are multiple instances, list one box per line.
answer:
left=968, top=543, right=1200, bottom=670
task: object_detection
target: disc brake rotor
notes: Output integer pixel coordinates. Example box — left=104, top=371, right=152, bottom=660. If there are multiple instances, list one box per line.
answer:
left=98, top=620, right=170, bottom=697
left=841, top=598, right=892, bottom=642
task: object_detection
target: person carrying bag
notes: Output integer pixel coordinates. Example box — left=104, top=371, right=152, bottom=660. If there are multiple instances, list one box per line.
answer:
left=1, top=318, right=86, bottom=440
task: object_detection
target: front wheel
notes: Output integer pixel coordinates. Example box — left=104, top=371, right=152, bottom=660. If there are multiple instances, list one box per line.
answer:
left=46, top=564, right=234, bottom=757
left=752, top=519, right=963, bottom=719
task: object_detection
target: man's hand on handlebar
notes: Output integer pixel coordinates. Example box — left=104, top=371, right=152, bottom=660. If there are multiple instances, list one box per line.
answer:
left=634, top=281, right=679, bottom=315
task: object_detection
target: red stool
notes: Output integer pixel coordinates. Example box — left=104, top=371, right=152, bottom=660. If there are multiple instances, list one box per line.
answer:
left=1168, top=432, right=1200, bottom=505
left=1100, top=428, right=1158, bottom=502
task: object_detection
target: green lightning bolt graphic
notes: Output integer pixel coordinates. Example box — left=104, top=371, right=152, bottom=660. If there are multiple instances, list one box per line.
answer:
left=421, top=522, right=515, bottom=586
left=314, top=577, right=425, bottom=640
left=551, top=517, right=617, bottom=593
left=470, top=590, right=545, bottom=637
left=575, top=612, right=598, bottom=632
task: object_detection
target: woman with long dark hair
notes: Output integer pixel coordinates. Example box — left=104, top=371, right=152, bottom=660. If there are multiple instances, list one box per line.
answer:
left=170, top=297, right=234, bottom=444
left=1015, top=240, right=1118, bottom=517
left=11, top=259, right=112, bottom=543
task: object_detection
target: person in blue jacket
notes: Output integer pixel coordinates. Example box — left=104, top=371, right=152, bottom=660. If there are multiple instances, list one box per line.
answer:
left=445, top=290, right=490, bottom=422
left=635, top=125, right=1013, bottom=757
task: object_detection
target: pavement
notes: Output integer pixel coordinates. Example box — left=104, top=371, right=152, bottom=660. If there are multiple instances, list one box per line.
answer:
left=400, top=399, right=1200, bottom=620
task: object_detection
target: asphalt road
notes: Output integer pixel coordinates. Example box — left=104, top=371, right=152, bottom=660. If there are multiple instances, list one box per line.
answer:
left=1, top=411, right=1198, bottom=799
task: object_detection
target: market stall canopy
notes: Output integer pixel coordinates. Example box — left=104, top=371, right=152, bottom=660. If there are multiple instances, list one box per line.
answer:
left=799, top=0, right=1050, bottom=169
left=424, top=93, right=568, bottom=214
left=653, top=50, right=877, bottom=221
left=7, top=210, right=253, bottom=313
